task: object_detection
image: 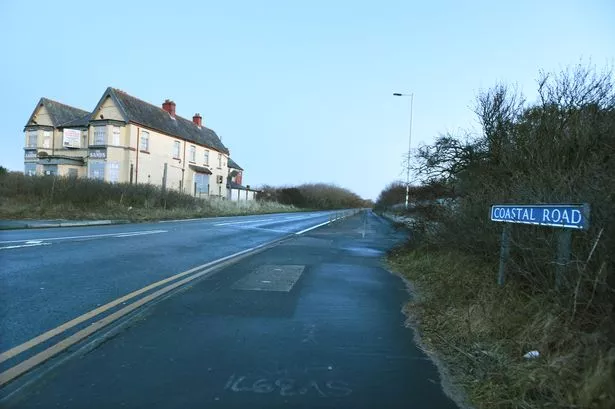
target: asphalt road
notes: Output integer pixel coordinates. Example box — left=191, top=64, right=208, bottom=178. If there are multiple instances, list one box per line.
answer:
left=0, top=211, right=343, bottom=354
left=1, top=211, right=460, bottom=408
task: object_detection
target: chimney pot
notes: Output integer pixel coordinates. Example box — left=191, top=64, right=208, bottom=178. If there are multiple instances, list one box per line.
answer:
left=162, top=99, right=176, bottom=117
left=193, top=113, right=202, bottom=127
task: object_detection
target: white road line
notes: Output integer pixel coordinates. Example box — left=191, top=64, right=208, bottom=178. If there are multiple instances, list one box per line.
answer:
left=0, top=243, right=52, bottom=250
left=225, top=226, right=290, bottom=234
left=0, top=230, right=168, bottom=245
left=113, top=231, right=166, bottom=238
left=295, top=220, right=334, bottom=235
left=214, top=218, right=273, bottom=226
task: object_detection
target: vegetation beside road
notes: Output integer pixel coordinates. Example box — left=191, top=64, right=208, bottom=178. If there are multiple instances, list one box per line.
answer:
left=0, top=173, right=370, bottom=222
left=0, top=172, right=296, bottom=221
left=258, top=183, right=373, bottom=209
left=381, top=64, right=614, bottom=409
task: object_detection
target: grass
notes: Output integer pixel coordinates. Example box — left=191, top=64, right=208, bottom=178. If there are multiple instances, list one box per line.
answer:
left=0, top=173, right=298, bottom=221
left=388, top=247, right=615, bottom=409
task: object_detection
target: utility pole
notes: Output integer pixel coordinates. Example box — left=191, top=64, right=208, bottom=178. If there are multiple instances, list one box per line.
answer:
left=393, top=92, right=414, bottom=208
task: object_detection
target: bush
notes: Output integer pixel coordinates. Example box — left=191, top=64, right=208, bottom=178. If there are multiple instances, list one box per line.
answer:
left=257, top=183, right=369, bottom=209
left=382, top=63, right=615, bottom=409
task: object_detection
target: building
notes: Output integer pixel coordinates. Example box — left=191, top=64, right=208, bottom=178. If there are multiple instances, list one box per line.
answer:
left=226, top=158, right=259, bottom=201
left=23, top=87, right=251, bottom=198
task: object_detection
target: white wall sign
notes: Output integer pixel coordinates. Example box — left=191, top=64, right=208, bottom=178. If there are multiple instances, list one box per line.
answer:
left=63, top=129, right=82, bottom=148
left=89, top=149, right=107, bottom=159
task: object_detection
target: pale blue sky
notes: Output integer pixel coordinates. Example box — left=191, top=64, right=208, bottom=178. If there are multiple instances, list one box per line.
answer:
left=1, top=0, right=613, bottom=199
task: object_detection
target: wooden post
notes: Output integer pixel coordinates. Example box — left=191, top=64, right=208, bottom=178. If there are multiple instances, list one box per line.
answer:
left=498, top=224, right=511, bottom=286
left=555, top=229, right=572, bottom=290
left=162, top=163, right=168, bottom=192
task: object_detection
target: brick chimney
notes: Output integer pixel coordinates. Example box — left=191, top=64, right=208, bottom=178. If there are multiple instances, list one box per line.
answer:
left=162, top=99, right=176, bottom=117
left=193, top=113, right=202, bottom=127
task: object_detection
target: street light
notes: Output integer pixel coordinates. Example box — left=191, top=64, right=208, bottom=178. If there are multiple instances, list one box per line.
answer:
left=393, top=92, right=414, bottom=209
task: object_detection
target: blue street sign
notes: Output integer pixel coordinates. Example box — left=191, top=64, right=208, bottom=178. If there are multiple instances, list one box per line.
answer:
left=490, top=204, right=590, bottom=230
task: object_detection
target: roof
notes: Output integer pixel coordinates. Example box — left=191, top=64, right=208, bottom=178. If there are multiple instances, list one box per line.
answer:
left=102, top=88, right=229, bottom=154
left=227, top=180, right=259, bottom=191
left=227, top=180, right=248, bottom=190
left=227, top=158, right=243, bottom=170
left=60, top=113, right=92, bottom=128
left=189, top=164, right=212, bottom=175
left=25, top=98, right=90, bottom=129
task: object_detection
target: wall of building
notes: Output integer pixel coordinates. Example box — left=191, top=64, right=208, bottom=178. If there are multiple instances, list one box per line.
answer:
left=123, top=124, right=229, bottom=195
left=23, top=98, right=232, bottom=197
left=94, top=96, right=125, bottom=121
left=228, top=188, right=257, bottom=201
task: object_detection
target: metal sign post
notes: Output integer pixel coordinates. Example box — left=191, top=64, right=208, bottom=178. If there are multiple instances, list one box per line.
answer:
left=490, top=204, right=590, bottom=288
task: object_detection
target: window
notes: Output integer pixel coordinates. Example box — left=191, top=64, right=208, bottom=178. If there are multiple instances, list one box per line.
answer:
left=173, top=141, right=180, bottom=159
left=189, top=145, right=196, bottom=162
left=217, top=153, right=222, bottom=168
left=89, top=161, right=105, bottom=180
left=94, top=126, right=106, bottom=145
left=42, top=131, right=51, bottom=148
left=194, top=173, right=209, bottom=194
left=108, top=162, right=120, bottom=182
left=27, top=130, right=37, bottom=148
left=24, top=163, right=37, bottom=176
left=140, top=130, right=149, bottom=151
left=112, top=126, right=121, bottom=145
left=204, top=150, right=209, bottom=165
left=67, top=168, right=78, bottom=178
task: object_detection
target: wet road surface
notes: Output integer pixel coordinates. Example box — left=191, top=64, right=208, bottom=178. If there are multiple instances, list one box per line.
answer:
left=1, top=211, right=459, bottom=408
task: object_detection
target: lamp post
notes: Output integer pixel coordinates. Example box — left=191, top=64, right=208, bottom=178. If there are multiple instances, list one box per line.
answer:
left=393, top=92, right=414, bottom=209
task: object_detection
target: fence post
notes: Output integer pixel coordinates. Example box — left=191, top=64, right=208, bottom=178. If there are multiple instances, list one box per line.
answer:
left=555, top=229, right=572, bottom=290
left=162, top=163, right=167, bottom=192
left=498, top=224, right=511, bottom=286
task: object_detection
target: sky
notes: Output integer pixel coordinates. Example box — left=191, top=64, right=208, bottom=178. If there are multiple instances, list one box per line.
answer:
left=0, top=0, right=613, bottom=200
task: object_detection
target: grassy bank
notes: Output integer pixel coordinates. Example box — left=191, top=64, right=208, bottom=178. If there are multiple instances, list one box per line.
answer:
left=0, top=172, right=297, bottom=221
left=388, top=247, right=614, bottom=409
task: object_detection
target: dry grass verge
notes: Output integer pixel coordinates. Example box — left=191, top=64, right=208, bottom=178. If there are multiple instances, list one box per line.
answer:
left=0, top=173, right=298, bottom=221
left=388, top=248, right=615, bottom=409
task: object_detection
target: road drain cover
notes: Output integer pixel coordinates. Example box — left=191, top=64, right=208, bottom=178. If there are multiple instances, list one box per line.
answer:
left=232, top=265, right=305, bottom=292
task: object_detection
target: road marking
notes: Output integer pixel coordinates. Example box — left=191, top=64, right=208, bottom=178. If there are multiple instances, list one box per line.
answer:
left=0, top=230, right=167, bottom=245
left=295, top=220, right=334, bottom=235
left=214, top=218, right=278, bottom=226
left=224, top=225, right=290, bottom=234
left=0, top=238, right=287, bottom=385
left=0, top=243, right=52, bottom=250
left=0, top=212, right=345, bottom=383
left=113, top=231, right=166, bottom=238
left=0, top=240, right=281, bottom=386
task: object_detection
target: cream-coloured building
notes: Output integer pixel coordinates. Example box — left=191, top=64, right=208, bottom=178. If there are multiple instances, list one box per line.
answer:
left=23, top=87, right=253, bottom=198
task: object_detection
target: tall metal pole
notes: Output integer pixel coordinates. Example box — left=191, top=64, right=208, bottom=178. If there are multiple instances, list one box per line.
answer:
left=405, top=93, right=414, bottom=209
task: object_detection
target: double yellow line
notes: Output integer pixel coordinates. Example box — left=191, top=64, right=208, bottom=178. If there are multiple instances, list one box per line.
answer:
left=0, top=239, right=283, bottom=387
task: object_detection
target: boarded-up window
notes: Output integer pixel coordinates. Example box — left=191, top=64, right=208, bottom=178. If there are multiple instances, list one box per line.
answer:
left=94, top=126, right=106, bottom=145
left=173, top=141, right=180, bottom=159
left=42, top=131, right=51, bottom=148
left=112, top=126, right=121, bottom=145
left=140, top=131, right=149, bottom=151
left=24, top=163, right=37, bottom=176
left=89, top=161, right=105, bottom=180
left=27, top=130, right=38, bottom=147
left=194, top=173, right=209, bottom=193
left=108, top=162, right=120, bottom=182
